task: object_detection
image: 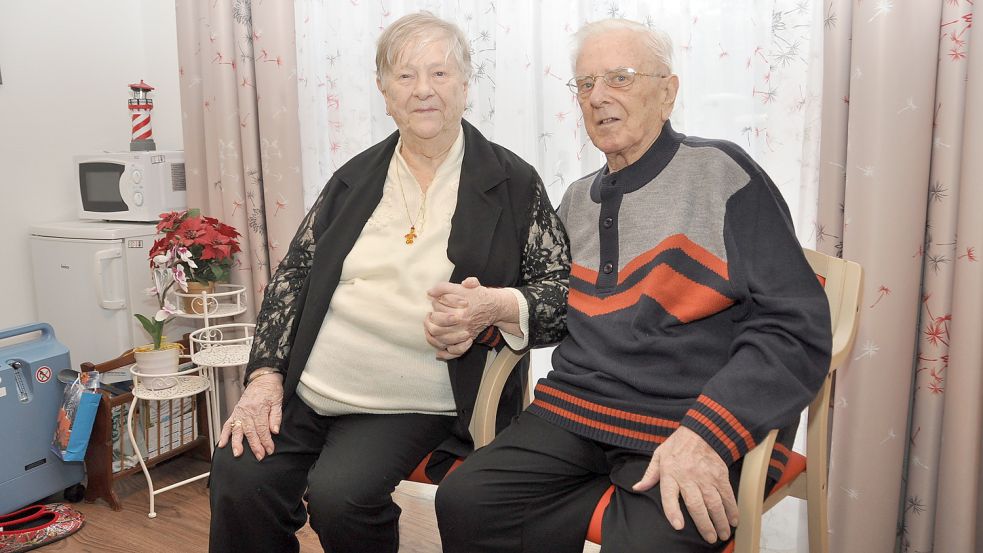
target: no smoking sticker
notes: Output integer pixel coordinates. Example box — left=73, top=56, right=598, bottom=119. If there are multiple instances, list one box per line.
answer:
left=35, top=366, right=52, bottom=383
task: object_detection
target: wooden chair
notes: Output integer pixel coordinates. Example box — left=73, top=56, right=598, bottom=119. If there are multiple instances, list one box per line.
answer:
left=463, top=248, right=863, bottom=553
left=404, top=351, right=528, bottom=484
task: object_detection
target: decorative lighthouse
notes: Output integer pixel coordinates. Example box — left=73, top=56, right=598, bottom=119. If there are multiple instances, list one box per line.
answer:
left=128, top=80, right=156, bottom=151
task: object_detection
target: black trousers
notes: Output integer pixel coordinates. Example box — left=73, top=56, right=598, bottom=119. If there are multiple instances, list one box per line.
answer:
left=436, top=412, right=742, bottom=553
left=209, top=395, right=454, bottom=553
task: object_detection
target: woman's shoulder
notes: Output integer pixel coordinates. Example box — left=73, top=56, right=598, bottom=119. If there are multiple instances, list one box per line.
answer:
left=334, top=131, right=400, bottom=179
left=462, top=121, right=537, bottom=182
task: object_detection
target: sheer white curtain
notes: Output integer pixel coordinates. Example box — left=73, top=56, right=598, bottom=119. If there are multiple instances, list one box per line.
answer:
left=295, top=1, right=823, bottom=551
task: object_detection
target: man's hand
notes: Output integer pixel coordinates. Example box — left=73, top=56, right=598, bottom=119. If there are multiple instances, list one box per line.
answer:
left=217, top=371, right=284, bottom=461
left=425, top=277, right=518, bottom=360
left=632, top=426, right=739, bottom=543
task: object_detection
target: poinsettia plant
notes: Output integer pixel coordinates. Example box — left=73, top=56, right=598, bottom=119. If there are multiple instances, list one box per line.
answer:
left=150, top=209, right=242, bottom=284
left=135, top=245, right=192, bottom=350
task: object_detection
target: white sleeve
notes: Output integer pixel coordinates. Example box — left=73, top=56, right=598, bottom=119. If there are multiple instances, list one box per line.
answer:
left=499, top=287, right=530, bottom=351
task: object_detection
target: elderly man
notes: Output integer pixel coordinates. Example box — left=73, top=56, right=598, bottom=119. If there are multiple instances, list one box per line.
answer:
left=434, top=18, right=831, bottom=553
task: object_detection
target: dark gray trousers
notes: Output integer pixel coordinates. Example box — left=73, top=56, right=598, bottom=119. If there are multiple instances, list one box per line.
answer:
left=436, top=411, right=743, bottom=553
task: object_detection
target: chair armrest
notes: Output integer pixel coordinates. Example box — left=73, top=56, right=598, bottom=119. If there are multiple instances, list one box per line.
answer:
left=733, top=428, right=778, bottom=553
left=471, top=348, right=525, bottom=448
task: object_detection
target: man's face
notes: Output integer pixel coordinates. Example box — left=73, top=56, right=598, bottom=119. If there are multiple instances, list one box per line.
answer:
left=574, top=30, right=677, bottom=170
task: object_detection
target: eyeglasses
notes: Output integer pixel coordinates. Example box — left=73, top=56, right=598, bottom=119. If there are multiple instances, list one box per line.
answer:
left=566, top=67, right=668, bottom=96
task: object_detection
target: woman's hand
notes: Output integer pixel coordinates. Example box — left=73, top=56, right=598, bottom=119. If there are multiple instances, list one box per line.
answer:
left=424, top=277, right=519, bottom=360
left=217, top=371, right=284, bottom=461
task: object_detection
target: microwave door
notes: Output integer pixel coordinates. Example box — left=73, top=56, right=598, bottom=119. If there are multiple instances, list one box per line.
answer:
left=79, top=162, right=127, bottom=213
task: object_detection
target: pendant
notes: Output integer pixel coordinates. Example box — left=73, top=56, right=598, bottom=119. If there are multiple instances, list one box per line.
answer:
left=404, top=226, right=417, bottom=244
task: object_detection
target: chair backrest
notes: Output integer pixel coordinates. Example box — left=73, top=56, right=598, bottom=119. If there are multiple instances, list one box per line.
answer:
left=802, top=248, right=863, bottom=371
left=733, top=248, right=863, bottom=553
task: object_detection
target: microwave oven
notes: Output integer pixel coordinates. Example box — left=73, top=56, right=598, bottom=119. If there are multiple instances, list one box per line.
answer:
left=76, top=151, right=187, bottom=222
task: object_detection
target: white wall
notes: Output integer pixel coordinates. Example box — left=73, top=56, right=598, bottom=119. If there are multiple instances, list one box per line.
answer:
left=0, top=1, right=182, bottom=330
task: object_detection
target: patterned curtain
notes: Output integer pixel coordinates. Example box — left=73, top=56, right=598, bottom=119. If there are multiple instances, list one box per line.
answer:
left=175, top=0, right=304, bottom=416
left=294, top=1, right=823, bottom=550
left=818, top=1, right=983, bottom=552
left=293, top=0, right=823, bottom=241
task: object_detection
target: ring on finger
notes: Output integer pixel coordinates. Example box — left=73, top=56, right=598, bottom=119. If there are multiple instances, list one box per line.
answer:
left=232, top=419, right=243, bottom=428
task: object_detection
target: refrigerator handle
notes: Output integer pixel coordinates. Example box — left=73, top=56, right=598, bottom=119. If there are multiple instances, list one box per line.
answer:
left=93, top=248, right=127, bottom=310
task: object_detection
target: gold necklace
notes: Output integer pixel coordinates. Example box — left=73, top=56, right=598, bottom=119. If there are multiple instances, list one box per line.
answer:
left=395, top=159, right=427, bottom=245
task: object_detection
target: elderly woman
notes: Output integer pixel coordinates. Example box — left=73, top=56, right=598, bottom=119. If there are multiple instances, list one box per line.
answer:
left=208, top=12, right=569, bottom=553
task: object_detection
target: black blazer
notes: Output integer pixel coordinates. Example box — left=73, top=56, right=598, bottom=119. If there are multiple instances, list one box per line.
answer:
left=258, top=120, right=565, bottom=478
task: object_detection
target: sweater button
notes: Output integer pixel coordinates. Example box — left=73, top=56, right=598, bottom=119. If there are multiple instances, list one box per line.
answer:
left=602, top=262, right=614, bottom=274
left=603, top=217, right=614, bottom=229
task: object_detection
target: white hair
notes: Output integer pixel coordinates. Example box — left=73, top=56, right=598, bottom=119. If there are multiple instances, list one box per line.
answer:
left=570, top=19, right=673, bottom=73
left=376, top=12, right=473, bottom=86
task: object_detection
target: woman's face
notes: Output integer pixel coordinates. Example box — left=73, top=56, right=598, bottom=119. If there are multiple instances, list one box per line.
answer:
left=378, top=38, right=468, bottom=145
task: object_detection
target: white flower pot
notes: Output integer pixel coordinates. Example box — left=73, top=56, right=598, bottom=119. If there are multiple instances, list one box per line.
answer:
left=133, top=346, right=180, bottom=390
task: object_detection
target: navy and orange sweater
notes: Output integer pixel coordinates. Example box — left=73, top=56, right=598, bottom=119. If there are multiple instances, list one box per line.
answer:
left=529, top=122, right=832, bottom=479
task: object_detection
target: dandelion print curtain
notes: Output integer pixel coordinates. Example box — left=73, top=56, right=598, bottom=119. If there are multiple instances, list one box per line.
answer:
left=175, top=0, right=303, bottom=416
left=818, top=1, right=983, bottom=551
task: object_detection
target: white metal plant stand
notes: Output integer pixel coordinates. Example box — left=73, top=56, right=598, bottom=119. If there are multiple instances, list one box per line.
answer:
left=189, top=322, right=255, bottom=451
left=127, top=284, right=253, bottom=518
left=127, top=364, right=213, bottom=518
left=172, top=284, right=253, bottom=455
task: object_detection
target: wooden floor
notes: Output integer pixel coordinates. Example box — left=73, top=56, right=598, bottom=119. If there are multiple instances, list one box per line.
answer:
left=42, top=456, right=600, bottom=552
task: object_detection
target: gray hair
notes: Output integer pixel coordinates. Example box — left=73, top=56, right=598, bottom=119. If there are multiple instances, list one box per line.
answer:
left=376, top=12, right=473, bottom=85
left=571, top=19, right=673, bottom=73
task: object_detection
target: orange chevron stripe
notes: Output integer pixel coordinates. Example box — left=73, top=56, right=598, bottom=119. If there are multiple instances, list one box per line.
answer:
left=532, top=400, right=666, bottom=444
left=618, top=234, right=729, bottom=282
left=570, top=263, right=597, bottom=282
left=685, top=409, right=741, bottom=461
left=569, top=264, right=734, bottom=321
left=698, top=396, right=754, bottom=451
left=569, top=234, right=728, bottom=285
left=769, top=458, right=786, bottom=472
left=536, top=384, right=679, bottom=429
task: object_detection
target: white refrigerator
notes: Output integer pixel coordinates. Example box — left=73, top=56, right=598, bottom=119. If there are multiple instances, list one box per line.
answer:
left=29, top=220, right=196, bottom=370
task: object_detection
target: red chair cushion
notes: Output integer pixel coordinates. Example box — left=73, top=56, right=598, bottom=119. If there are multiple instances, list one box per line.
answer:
left=586, top=451, right=807, bottom=547
left=406, top=452, right=464, bottom=485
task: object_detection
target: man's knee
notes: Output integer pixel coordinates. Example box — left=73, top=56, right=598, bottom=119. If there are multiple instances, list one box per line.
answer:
left=434, top=464, right=492, bottom=538
left=435, top=465, right=477, bottom=513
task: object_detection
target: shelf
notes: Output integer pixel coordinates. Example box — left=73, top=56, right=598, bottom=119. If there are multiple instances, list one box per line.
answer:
left=188, top=323, right=255, bottom=368
left=173, top=303, right=246, bottom=320
left=191, top=344, right=251, bottom=367
left=132, top=375, right=210, bottom=401
left=169, top=284, right=247, bottom=320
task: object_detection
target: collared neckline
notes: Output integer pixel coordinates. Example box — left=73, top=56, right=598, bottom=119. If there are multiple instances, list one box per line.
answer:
left=590, top=120, right=683, bottom=201
left=393, top=125, right=466, bottom=188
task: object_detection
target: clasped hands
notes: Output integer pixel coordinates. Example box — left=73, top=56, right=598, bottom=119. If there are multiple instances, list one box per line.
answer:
left=424, top=276, right=514, bottom=360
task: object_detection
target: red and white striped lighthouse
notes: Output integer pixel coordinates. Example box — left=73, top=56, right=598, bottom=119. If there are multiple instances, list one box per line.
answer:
left=128, top=80, right=156, bottom=151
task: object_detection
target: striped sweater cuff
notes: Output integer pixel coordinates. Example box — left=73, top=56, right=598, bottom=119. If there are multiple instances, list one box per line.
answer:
left=475, top=326, right=503, bottom=348
left=680, top=395, right=755, bottom=464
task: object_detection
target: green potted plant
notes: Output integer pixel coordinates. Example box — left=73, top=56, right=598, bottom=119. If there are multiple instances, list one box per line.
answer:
left=150, top=209, right=242, bottom=314
left=132, top=245, right=191, bottom=389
